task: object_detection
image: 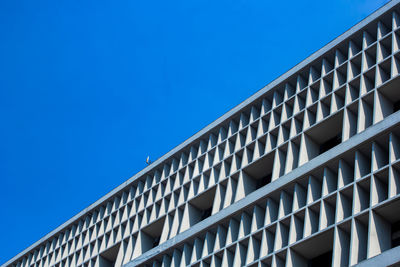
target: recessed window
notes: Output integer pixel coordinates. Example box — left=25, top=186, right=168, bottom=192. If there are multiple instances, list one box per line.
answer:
left=152, top=236, right=160, bottom=248
left=201, top=207, right=213, bottom=220
left=302, top=112, right=343, bottom=164
left=189, top=187, right=216, bottom=223
left=255, top=173, right=272, bottom=190
left=319, top=134, right=342, bottom=154
left=141, top=217, right=165, bottom=252
left=308, top=250, right=332, bottom=267
left=99, top=244, right=120, bottom=267
left=394, top=100, right=400, bottom=113
left=392, top=221, right=400, bottom=248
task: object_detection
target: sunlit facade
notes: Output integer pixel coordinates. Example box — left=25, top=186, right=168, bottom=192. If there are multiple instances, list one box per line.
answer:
left=4, top=1, right=400, bottom=267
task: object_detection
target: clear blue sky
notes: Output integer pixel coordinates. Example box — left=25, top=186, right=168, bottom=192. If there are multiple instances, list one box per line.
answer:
left=0, top=0, right=389, bottom=264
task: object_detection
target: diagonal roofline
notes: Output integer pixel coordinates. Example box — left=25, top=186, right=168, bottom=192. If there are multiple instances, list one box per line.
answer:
left=2, top=0, right=398, bottom=266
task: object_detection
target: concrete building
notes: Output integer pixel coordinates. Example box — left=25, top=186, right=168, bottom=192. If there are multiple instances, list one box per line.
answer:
left=4, top=1, right=400, bottom=266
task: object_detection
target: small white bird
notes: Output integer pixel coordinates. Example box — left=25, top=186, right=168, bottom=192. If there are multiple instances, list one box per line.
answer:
left=146, top=156, right=151, bottom=165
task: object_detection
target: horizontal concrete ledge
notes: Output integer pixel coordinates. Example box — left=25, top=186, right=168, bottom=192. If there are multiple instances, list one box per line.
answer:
left=125, top=112, right=400, bottom=266
left=354, top=246, right=400, bottom=267
left=3, top=1, right=400, bottom=266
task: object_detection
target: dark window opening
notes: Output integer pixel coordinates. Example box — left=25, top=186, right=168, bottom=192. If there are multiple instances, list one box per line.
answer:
left=141, top=217, right=165, bottom=252
left=99, top=244, right=120, bottom=267
left=308, top=250, right=332, bottom=267
left=394, top=100, right=400, bottom=113
left=141, top=231, right=161, bottom=252
left=152, top=236, right=160, bottom=248
left=319, top=135, right=342, bottom=154
left=392, top=221, right=400, bottom=248
left=255, top=173, right=272, bottom=190
left=99, top=257, right=114, bottom=267
left=201, top=207, right=213, bottom=220
left=189, top=187, right=216, bottom=224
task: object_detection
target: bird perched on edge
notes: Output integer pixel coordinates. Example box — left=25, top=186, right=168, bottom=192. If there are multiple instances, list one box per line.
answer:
left=146, top=156, right=151, bottom=165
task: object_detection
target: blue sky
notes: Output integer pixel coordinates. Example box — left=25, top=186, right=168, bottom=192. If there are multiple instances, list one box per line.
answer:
left=0, top=0, right=389, bottom=264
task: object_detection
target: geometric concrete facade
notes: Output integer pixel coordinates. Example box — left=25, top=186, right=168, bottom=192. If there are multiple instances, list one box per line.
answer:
left=4, top=1, right=400, bottom=267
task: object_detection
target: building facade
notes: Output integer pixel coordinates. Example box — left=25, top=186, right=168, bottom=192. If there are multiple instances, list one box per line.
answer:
left=4, top=1, right=400, bottom=267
